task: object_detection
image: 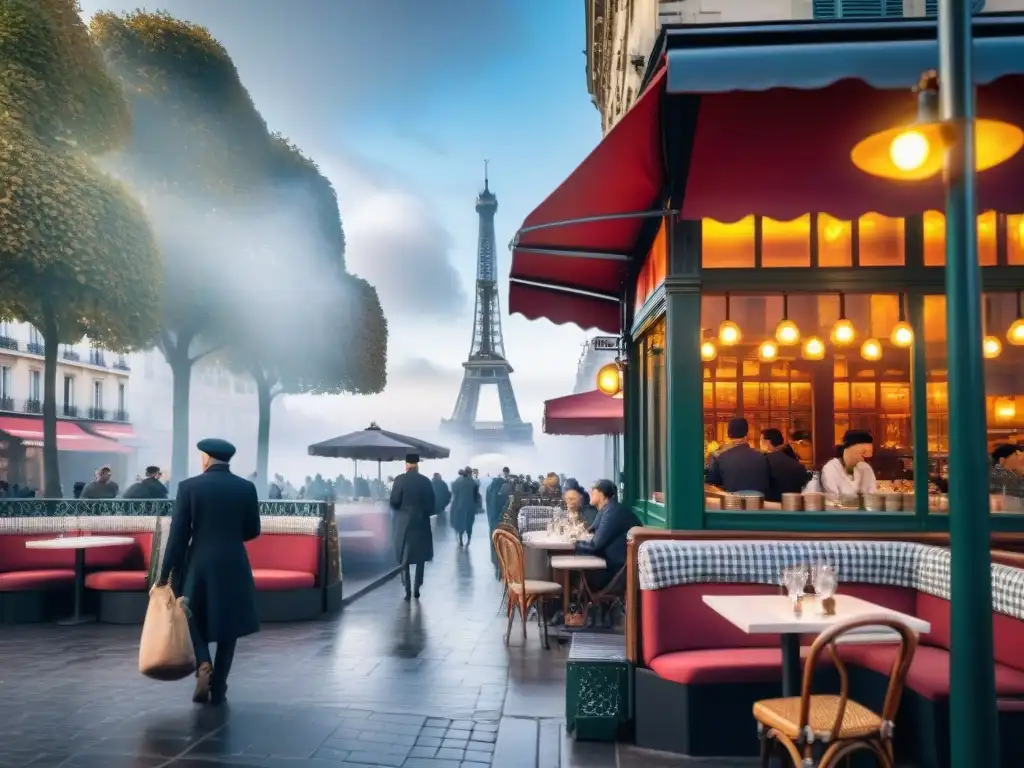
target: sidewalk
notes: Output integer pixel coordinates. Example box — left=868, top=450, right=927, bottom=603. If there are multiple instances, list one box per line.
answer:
left=0, top=518, right=745, bottom=767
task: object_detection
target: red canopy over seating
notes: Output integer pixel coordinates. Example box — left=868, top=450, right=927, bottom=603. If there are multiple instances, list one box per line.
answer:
left=543, top=389, right=624, bottom=436
left=0, top=417, right=131, bottom=453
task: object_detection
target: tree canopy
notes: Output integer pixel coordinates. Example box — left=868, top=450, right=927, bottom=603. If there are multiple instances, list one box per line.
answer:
left=0, top=0, right=162, bottom=495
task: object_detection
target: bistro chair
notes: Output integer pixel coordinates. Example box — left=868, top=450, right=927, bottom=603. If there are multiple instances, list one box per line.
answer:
left=580, top=564, right=627, bottom=627
left=492, top=528, right=561, bottom=650
left=753, top=615, right=918, bottom=768
left=494, top=522, right=521, bottom=614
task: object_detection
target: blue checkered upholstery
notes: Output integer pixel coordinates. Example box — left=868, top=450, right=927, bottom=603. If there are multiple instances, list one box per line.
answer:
left=517, top=505, right=567, bottom=533
left=637, top=539, right=1024, bottom=621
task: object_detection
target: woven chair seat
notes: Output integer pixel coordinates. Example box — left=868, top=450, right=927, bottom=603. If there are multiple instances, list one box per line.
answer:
left=754, top=695, right=883, bottom=741
left=509, top=580, right=563, bottom=596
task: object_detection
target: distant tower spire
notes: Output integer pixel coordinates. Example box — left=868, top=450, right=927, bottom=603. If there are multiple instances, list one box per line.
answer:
left=484, top=159, right=489, bottom=192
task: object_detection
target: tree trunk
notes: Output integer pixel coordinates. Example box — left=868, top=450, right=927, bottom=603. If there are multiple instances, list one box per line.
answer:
left=164, top=342, right=193, bottom=495
left=254, top=371, right=274, bottom=497
left=41, top=309, right=61, bottom=497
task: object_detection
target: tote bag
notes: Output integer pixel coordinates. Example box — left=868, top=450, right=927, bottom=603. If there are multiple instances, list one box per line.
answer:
left=139, top=584, right=196, bottom=681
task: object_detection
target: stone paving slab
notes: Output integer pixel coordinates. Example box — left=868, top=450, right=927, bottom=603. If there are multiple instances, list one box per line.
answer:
left=0, top=519, right=777, bottom=767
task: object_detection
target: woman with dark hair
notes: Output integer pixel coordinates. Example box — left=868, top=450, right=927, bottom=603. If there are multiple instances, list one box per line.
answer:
left=820, top=430, right=877, bottom=496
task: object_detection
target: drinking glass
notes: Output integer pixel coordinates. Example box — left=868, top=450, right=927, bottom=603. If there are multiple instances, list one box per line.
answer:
left=783, top=566, right=808, bottom=609
left=814, top=565, right=838, bottom=612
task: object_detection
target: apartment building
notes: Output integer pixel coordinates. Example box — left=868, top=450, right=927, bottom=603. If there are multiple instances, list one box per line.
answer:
left=571, top=335, right=622, bottom=482
left=586, top=0, right=1024, bottom=133
left=0, top=320, right=133, bottom=491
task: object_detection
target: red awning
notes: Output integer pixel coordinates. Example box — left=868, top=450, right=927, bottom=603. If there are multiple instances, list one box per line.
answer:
left=0, top=417, right=131, bottom=454
left=543, top=389, right=624, bottom=436
left=82, top=421, right=145, bottom=447
left=681, top=77, right=1024, bottom=222
left=509, top=67, right=668, bottom=333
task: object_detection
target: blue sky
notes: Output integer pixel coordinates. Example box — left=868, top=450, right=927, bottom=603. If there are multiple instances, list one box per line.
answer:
left=79, top=0, right=605, bottom=474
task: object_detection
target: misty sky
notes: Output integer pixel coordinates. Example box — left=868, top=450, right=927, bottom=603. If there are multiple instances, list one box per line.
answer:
left=79, top=1, right=606, bottom=478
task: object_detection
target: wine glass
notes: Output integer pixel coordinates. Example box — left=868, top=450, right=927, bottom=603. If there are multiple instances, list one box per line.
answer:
left=814, top=565, right=838, bottom=612
left=782, top=566, right=807, bottom=610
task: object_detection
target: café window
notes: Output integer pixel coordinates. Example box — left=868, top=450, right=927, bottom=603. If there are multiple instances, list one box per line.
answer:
left=702, top=213, right=905, bottom=268
left=924, top=292, right=1024, bottom=513
left=643, top=318, right=666, bottom=503
left=700, top=293, right=915, bottom=504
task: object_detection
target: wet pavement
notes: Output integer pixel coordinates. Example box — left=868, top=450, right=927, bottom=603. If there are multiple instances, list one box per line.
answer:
left=0, top=519, right=748, bottom=768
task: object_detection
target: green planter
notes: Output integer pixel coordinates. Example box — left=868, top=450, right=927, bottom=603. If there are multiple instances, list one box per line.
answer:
left=565, top=633, right=631, bottom=741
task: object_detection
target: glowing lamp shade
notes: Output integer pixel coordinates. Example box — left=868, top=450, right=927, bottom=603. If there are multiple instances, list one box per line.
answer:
left=718, top=320, right=741, bottom=346
left=775, top=319, right=801, bottom=346
left=891, top=321, right=914, bottom=348
left=802, top=336, right=826, bottom=361
left=983, top=335, right=1003, bottom=359
left=758, top=340, right=779, bottom=363
left=851, top=119, right=1024, bottom=181
left=701, top=341, right=718, bottom=362
left=831, top=318, right=856, bottom=346
left=995, top=397, right=1017, bottom=423
left=1008, top=318, right=1024, bottom=346
left=595, top=362, right=622, bottom=396
left=861, top=338, right=883, bottom=361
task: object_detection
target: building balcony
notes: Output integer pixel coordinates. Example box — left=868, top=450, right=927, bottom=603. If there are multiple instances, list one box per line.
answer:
left=88, top=351, right=107, bottom=367
left=88, top=407, right=107, bottom=420
left=113, top=358, right=130, bottom=371
left=62, top=349, right=81, bottom=362
left=24, top=399, right=42, bottom=415
left=113, top=409, right=129, bottom=422
left=0, top=336, right=18, bottom=351
left=26, top=342, right=44, bottom=356
left=63, top=404, right=78, bottom=417
left=0, top=396, right=13, bottom=411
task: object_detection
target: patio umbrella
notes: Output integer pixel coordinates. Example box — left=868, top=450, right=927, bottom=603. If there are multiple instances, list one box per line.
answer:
left=308, top=422, right=451, bottom=493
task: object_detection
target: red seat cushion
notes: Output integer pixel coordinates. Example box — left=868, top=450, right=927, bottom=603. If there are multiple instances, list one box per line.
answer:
left=83, top=533, right=151, bottom=570
left=251, top=569, right=316, bottom=591
left=245, top=534, right=319, bottom=574
left=0, top=535, right=77, bottom=571
left=85, top=570, right=148, bottom=592
left=841, top=643, right=1024, bottom=700
left=0, top=569, right=75, bottom=591
left=649, top=647, right=829, bottom=685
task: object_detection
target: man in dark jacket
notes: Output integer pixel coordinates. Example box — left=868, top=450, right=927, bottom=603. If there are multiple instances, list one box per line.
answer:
left=390, top=453, right=436, bottom=600
left=123, top=466, right=169, bottom=499
left=449, top=466, right=479, bottom=547
left=485, top=467, right=511, bottom=577
left=430, top=472, right=451, bottom=522
left=158, top=438, right=260, bottom=706
left=574, top=479, right=641, bottom=590
left=81, top=466, right=119, bottom=499
left=760, top=428, right=810, bottom=502
left=706, top=417, right=771, bottom=495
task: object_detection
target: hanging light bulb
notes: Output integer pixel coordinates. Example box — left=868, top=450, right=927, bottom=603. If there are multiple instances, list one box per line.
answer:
left=758, top=340, right=778, bottom=362
left=1009, top=291, right=1024, bottom=346
left=775, top=294, right=801, bottom=346
left=831, top=293, right=856, bottom=346
left=983, top=335, right=1003, bottom=359
left=802, top=336, right=825, bottom=360
left=701, top=340, right=718, bottom=362
left=718, top=293, right=741, bottom=346
left=890, top=294, right=913, bottom=347
left=861, top=338, right=883, bottom=361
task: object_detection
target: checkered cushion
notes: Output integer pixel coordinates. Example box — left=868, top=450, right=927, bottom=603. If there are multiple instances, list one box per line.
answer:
left=517, top=506, right=566, bottom=533
left=637, top=539, right=1024, bottom=621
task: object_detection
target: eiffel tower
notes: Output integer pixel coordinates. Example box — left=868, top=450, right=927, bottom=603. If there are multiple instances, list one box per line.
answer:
left=441, top=164, right=533, bottom=445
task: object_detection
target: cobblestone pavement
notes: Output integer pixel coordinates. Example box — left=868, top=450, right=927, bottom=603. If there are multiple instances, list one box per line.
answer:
left=0, top=520, right=752, bottom=768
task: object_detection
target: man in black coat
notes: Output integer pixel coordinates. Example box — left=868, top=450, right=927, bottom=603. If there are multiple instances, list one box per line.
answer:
left=158, top=438, right=260, bottom=706
left=390, top=453, right=436, bottom=601
left=123, top=466, right=169, bottom=499
left=574, top=479, right=641, bottom=591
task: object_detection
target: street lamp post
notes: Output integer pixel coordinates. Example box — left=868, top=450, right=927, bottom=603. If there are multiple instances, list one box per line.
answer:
left=939, top=0, right=999, bottom=764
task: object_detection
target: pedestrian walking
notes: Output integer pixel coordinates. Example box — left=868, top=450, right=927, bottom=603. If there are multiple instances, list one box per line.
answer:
left=156, top=438, right=261, bottom=706
left=389, top=453, right=436, bottom=600
left=449, top=466, right=479, bottom=547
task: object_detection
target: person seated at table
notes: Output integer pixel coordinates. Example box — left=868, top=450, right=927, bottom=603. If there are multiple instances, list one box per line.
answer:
left=563, top=477, right=590, bottom=508
left=821, top=430, right=877, bottom=496
left=759, top=428, right=810, bottom=502
left=563, top=487, right=597, bottom=528
left=574, top=480, right=641, bottom=590
left=706, top=417, right=770, bottom=495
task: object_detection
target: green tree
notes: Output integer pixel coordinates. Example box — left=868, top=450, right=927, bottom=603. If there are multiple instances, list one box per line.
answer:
left=0, top=0, right=162, bottom=496
left=90, top=11, right=271, bottom=488
left=229, top=137, right=387, bottom=492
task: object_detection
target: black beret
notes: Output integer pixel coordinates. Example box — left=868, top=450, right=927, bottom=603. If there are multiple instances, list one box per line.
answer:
left=197, top=438, right=236, bottom=462
left=405, top=453, right=420, bottom=464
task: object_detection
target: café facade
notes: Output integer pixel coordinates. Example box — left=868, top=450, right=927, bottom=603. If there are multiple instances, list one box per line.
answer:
left=509, top=16, right=1024, bottom=536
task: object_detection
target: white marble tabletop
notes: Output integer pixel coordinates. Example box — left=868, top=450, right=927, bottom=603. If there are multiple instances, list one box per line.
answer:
left=25, top=535, right=135, bottom=550
left=550, top=554, right=607, bottom=571
left=521, top=531, right=581, bottom=551
left=701, top=593, right=931, bottom=638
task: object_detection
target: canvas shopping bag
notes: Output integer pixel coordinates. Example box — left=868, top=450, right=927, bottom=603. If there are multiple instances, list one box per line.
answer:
left=139, top=583, right=196, bottom=681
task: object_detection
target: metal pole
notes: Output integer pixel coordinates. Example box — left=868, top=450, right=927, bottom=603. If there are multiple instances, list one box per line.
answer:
left=938, top=0, right=999, bottom=763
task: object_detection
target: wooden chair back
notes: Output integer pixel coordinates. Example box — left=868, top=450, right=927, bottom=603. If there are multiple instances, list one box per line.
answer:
left=492, top=528, right=525, bottom=587
left=801, top=615, right=919, bottom=743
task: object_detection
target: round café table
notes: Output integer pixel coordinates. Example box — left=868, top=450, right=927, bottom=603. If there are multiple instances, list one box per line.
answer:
left=549, top=554, right=607, bottom=621
left=26, top=535, right=135, bottom=625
